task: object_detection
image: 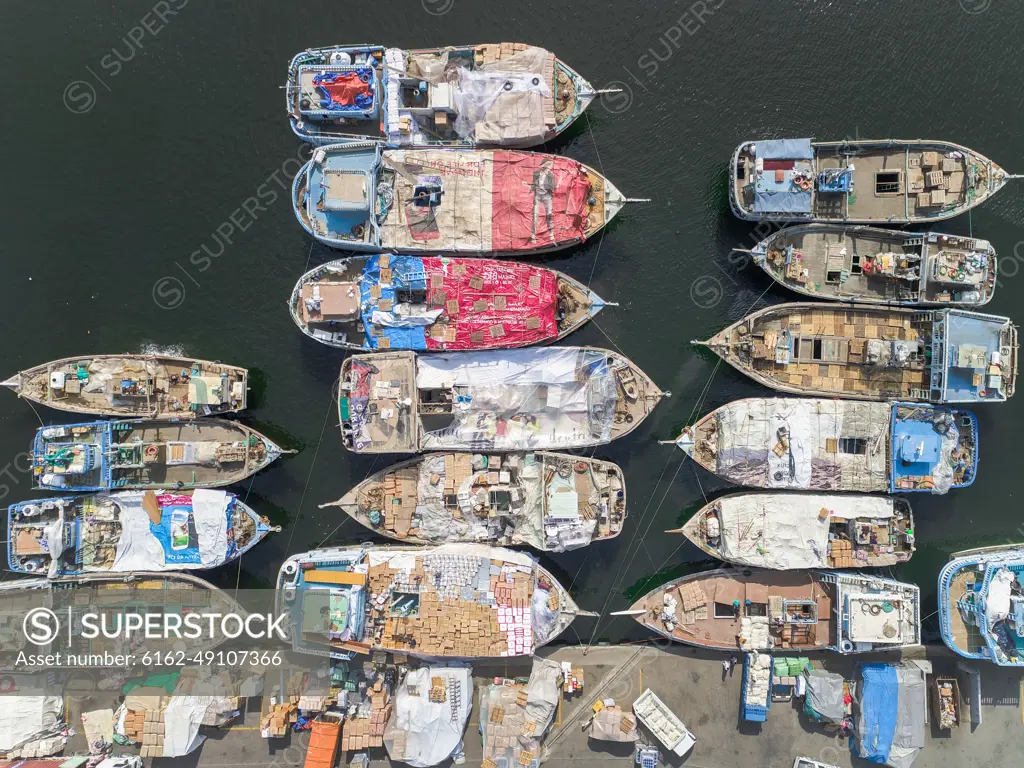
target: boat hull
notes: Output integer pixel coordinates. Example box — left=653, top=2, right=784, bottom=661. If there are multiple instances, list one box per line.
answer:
left=749, top=223, right=997, bottom=307
left=31, top=418, right=284, bottom=491
left=288, top=255, right=606, bottom=351
left=730, top=138, right=1010, bottom=224
left=3, top=354, right=248, bottom=419
left=286, top=44, right=597, bottom=148
left=327, top=451, right=626, bottom=551
left=275, top=544, right=582, bottom=660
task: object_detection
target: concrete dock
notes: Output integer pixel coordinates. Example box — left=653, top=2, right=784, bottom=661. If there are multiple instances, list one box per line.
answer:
left=60, top=644, right=1021, bottom=768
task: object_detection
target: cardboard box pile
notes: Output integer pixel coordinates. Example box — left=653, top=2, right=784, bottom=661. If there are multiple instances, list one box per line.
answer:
left=138, top=709, right=166, bottom=757
left=261, top=700, right=299, bottom=739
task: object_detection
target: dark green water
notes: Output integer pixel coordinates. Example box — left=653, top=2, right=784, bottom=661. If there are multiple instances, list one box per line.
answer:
left=1, top=0, right=1022, bottom=645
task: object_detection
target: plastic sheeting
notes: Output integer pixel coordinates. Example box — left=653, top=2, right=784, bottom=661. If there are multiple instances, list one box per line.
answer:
left=358, top=255, right=560, bottom=351
left=713, top=494, right=895, bottom=569
left=110, top=489, right=233, bottom=571
left=383, top=665, right=473, bottom=767
left=588, top=707, right=638, bottom=742
left=416, top=348, right=618, bottom=451
left=379, top=150, right=591, bottom=253
left=711, top=398, right=890, bottom=492
left=986, top=567, right=1015, bottom=627
left=161, top=696, right=210, bottom=757
left=852, top=664, right=925, bottom=768
left=803, top=668, right=846, bottom=723
left=0, top=695, right=63, bottom=752
left=479, top=658, right=560, bottom=768
left=452, top=47, right=551, bottom=142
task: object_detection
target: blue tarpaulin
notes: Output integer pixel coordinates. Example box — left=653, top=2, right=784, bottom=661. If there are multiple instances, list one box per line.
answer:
left=852, top=664, right=899, bottom=764
left=359, top=254, right=428, bottom=350
left=757, top=138, right=814, bottom=160
left=753, top=190, right=812, bottom=214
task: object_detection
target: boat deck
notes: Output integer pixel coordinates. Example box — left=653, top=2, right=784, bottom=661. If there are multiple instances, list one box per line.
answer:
left=708, top=304, right=930, bottom=400
left=338, top=452, right=625, bottom=550
left=635, top=571, right=834, bottom=651
left=945, top=565, right=986, bottom=656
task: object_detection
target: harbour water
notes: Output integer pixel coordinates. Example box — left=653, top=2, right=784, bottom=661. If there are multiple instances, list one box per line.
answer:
left=0, top=0, right=1022, bottom=645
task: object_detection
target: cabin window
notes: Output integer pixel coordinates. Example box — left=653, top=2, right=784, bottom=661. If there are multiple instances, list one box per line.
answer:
left=839, top=437, right=868, bottom=455
left=826, top=268, right=843, bottom=284
left=875, top=171, right=902, bottom=195
left=713, top=602, right=737, bottom=619
left=792, top=338, right=801, bottom=358
left=851, top=254, right=863, bottom=274
left=746, top=602, right=768, bottom=617
left=736, top=160, right=746, bottom=179
left=813, top=338, right=823, bottom=360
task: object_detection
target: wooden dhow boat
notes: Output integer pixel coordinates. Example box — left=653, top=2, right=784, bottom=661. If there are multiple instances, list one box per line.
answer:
left=289, top=255, right=607, bottom=350
left=625, top=569, right=921, bottom=654
left=673, top=492, right=914, bottom=570
left=0, top=571, right=246, bottom=669
left=696, top=302, right=1017, bottom=403
left=2, top=354, right=248, bottom=418
left=32, top=418, right=286, bottom=492
left=730, top=138, right=1019, bottom=223
left=322, top=451, right=625, bottom=552
left=287, top=43, right=613, bottom=147
left=746, top=224, right=997, bottom=306
left=939, top=543, right=1024, bottom=666
left=666, top=398, right=978, bottom=494
left=7, top=489, right=278, bottom=576
left=340, top=347, right=666, bottom=454
left=292, top=142, right=639, bottom=254
left=275, top=543, right=592, bottom=660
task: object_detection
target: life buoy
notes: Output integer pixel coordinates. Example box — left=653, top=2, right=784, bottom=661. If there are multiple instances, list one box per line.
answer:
left=360, top=72, right=371, bottom=83
left=145, top=445, right=159, bottom=458
left=978, top=389, right=988, bottom=398
left=939, top=266, right=948, bottom=276
left=799, top=177, right=812, bottom=191
left=0, top=676, right=15, bottom=694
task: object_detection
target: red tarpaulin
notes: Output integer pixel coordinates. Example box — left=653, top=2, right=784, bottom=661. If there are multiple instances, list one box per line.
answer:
left=314, top=72, right=373, bottom=108
left=490, top=151, right=591, bottom=252
left=422, top=257, right=559, bottom=350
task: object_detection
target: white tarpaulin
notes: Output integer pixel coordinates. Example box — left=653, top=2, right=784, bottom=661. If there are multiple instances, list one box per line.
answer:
left=715, top=494, right=895, bottom=569
left=986, top=568, right=1015, bottom=627
left=383, top=665, right=473, bottom=767
left=0, top=695, right=63, bottom=752
left=110, top=489, right=232, bottom=571
left=713, top=398, right=890, bottom=492
left=416, top=348, right=618, bottom=451
left=162, top=696, right=211, bottom=757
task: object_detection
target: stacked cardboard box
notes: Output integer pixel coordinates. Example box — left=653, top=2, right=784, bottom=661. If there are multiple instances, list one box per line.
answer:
left=261, top=701, right=298, bottom=739
left=139, top=710, right=165, bottom=757
left=828, top=538, right=856, bottom=568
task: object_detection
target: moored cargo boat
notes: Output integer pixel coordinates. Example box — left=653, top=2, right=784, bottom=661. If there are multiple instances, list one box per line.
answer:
left=747, top=224, right=997, bottom=306
left=322, top=451, right=625, bottom=552
left=289, top=255, right=606, bottom=350
left=0, top=571, right=246, bottom=669
left=939, top=544, right=1024, bottom=666
left=340, top=347, right=666, bottom=454
left=287, top=43, right=607, bottom=147
left=7, top=489, right=278, bottom=576
left=730, top=138, right=1019, bottom=223
left=626, top=569, right=921, bottom=654
left=292, top=142, right=634, bottom=254
left=667, top=398, right=977, bottom=494
left=275, top=544, right=589, bottom=660
left=696, top=302, right=1017, bottom=403
left=31, top=418, right=285, bottom=491
left=2, top=354, right=248, bottom=418
left=673, top=492, right=914, bottom=569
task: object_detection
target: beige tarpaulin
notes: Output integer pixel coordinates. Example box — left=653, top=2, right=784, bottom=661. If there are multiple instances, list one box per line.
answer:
left=588, top=707, right=638, bottom=742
